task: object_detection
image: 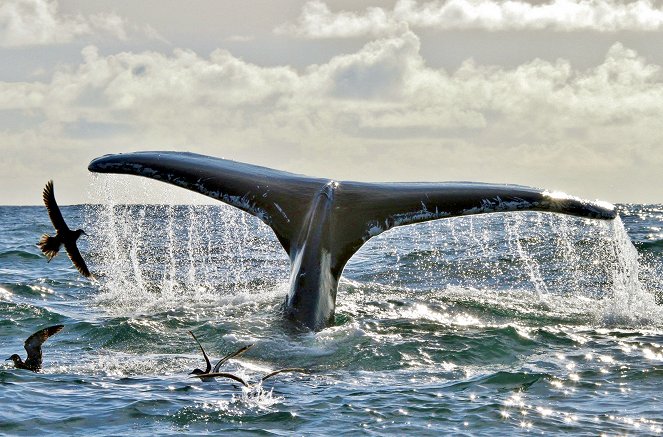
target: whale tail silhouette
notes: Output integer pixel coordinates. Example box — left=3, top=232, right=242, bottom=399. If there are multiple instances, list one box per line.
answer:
left=89, top=151, right=616, bottom=330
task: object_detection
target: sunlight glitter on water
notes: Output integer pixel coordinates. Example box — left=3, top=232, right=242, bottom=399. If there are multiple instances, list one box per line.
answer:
left=3, top=183, right=660, bottom=435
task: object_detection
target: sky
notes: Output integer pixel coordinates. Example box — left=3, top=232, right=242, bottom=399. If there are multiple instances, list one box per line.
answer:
left=1, top=0, right=662, bottom=205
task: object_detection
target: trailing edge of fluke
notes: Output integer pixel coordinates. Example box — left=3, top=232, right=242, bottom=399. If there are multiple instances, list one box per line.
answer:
left=88, top=151, right=616, bottom=331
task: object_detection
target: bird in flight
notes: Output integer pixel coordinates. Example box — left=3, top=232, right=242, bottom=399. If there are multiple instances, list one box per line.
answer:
left=188, top=330, right=253, bottom=381
left=37, top=180, right=91, bottom=277
left=6, top=325, right=64, bottom=372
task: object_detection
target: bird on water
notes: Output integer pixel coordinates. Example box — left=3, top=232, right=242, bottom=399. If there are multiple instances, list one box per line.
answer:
left=37, top=180, right=91, bottom=277
left=6, top=325, right=64, bottom=372
left=190, top=367, right=308, bottom=393
left=188, top=330, right=253, bottom=381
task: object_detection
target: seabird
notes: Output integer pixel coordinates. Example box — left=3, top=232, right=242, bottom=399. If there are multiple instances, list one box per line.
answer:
left=191, top=367, right=308, bottom=391
left=188, top=330, right=253, bottom=381
left=6, top=325, right=64, bottom=372
left=37, top=180, right=91, bottom=277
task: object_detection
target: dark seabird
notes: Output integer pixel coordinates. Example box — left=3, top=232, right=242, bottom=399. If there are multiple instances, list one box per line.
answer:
left=188, top=330, right=253, bottom=380
left=191, top=367, right=308, bottom=389
left=37, top=180, right=91, bottom=278
left=6, top=325, right=64, bottom=372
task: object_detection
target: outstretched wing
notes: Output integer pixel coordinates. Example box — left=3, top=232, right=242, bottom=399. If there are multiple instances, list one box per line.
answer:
left=213, top=344, right=253, bottom=373
left=261, top=368, right=307, bottom=382
left=64, top=241, right=92, bottom=277
left=42, top=180, right=69, bottom=232
left=328, top=181, right=617, bottom=273
left=89, top=151, right=327, bottom=254
left=188, top=331, right=211, bottom=373
left=24, top=324, right=64, bottom=365
left=193, top=372, right=248, bottom=387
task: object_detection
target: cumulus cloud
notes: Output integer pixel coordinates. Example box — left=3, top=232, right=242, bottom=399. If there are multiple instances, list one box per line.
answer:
left=0, top=0, right=160, bottom=47
left=276, top=0, right=663, bottom=37
left=275, top=1, right=402, bottom=38
left=1, top=32, right=662, bottom=203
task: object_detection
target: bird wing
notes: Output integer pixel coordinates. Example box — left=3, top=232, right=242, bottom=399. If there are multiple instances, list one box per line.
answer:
left=42, top=180, right=69, bottom=232
left=212, top=344, right=254, bottom=372
left=64, top=240, right=92, bottom=277
left=192, top=372, right=248, bottom=387
left=261, top=368, right=307, bottom=382
left=24, top=325, right=64, bottom=363
left=188, top=331, right=211, bottom=373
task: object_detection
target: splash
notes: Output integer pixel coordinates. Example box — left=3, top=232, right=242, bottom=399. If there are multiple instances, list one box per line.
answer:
left=599, top=216, right=663, bottom=326
left=504, top=213, right=547, bottom=294
left=350, top=209, right=662, bottom=328
left=84, top=175, right=289, bottom=314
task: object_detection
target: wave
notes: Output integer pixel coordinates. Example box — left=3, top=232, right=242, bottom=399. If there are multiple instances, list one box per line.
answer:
left=636, top=239, right=663, bottom=252
left=0, top=250, right=41, bottom=260
left=445, top=370, right=546, bottom=392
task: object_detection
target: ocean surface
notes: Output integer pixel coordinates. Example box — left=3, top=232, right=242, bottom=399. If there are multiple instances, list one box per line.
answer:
left=1, top=177, right=662, bottom=436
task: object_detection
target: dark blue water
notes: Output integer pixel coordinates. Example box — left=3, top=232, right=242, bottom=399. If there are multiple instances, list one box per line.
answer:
left=1, top=177, right=662, bottom=436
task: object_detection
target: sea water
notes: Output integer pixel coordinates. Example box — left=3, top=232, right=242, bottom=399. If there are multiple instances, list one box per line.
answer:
left=1, top=176, right=662, bottom=435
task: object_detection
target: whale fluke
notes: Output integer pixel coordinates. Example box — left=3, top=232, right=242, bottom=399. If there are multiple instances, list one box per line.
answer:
left=89, top=151, right=617, bottom=331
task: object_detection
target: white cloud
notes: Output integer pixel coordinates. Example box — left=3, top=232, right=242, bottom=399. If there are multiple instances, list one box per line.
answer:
left=1, top=32, right=662, bottom=203
left=0, top=0, right=160, bottom=47
left=276, top=0, right=402, bottom=38
left=277, top=0, right=663, bottom=38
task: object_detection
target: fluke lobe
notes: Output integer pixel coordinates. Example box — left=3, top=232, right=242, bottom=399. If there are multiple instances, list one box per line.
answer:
left=88, top=152, right=616, bottom=331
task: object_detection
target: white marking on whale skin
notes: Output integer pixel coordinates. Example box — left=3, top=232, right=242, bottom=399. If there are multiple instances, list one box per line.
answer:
left=363, top=206, right=450, bottom=241
left=186, top=182, right=272, bottom=224
left=366, top=223, right=384, bottom=239
left=462, top=196, right=533, bottom=215
left=390, top=203, right=449, bottom=228
left=94, top=161, right=269, bottom=222
left=133, top=164, right=164, bottom=180
left=273, top=203, right=290, bottom=223
left=223, top=193, right=270, bottom=224
left=391, top=208, right=451, bottom=227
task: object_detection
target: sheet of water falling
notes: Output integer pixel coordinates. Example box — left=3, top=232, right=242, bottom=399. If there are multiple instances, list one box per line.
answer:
left=85, top=175, right=290, bottom=313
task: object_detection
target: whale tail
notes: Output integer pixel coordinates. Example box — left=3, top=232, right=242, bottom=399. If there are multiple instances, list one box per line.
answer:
left=37, top=234, right=60, bottom=261
left=88, top=151, right=616, bottom=330
left=88, top=151, right=615, bottom=266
